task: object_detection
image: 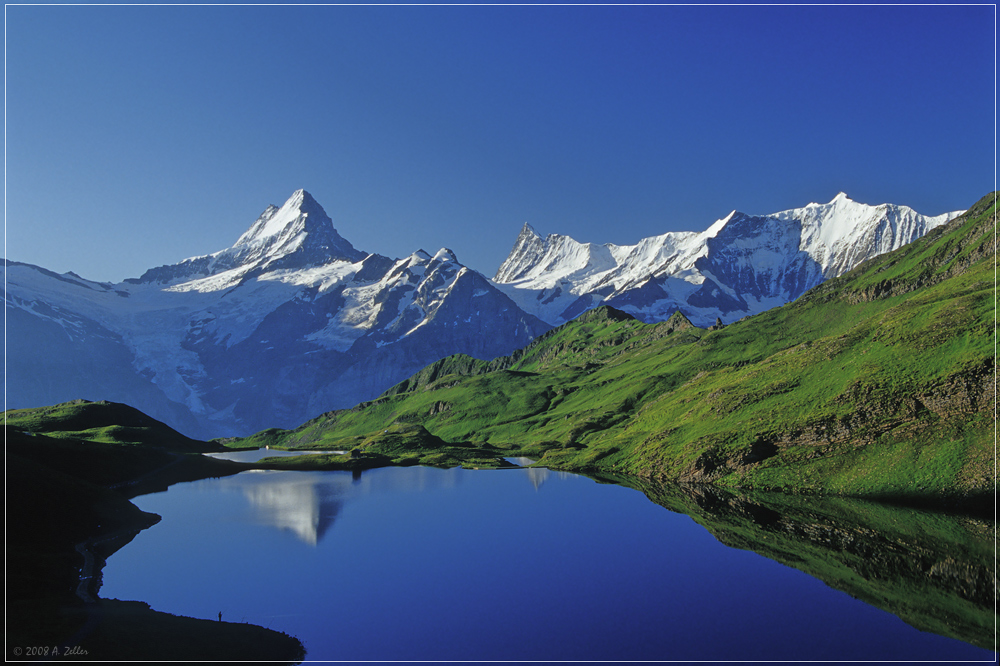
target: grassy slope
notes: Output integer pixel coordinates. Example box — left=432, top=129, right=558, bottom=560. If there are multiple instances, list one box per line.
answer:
left=5, top=402, right=305, bottom=663
left=238, top=193, right=996, bottom=510
left=5, top=399, right=221, bottom=453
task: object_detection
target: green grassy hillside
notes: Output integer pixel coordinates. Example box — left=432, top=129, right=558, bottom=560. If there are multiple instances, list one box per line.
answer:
left=238, top=193, right=996, bottom=511
left=5, top=399, right=219, bottom=453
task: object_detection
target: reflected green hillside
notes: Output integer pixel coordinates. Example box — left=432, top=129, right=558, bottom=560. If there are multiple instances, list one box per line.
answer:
left=613, top=477, right=996, bottom=651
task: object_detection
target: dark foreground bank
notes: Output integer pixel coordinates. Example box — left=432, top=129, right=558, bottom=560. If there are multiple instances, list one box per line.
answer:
left=6, top=424, right=306, bottom=663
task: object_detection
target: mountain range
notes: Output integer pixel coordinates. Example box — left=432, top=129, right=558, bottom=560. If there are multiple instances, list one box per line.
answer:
left=494, top=192, right=961, bottom=326
left=4, top=189, right=962, bottom=438
left=244, top=192, right=994, bottom=511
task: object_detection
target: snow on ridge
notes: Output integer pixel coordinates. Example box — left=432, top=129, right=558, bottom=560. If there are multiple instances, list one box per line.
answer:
left=704, top=211, right=735, bottom=239
left=164, top=264, right=257, bottom=294
left=496, top=221, right=713, bottom=297
left=769, top=192, right=964, bottom=274
left=492, top=192, right=963, bottom=326
left=432, top=248, right=458, bottom=263
left=136, top=190, right=365, bottom=288
left=258, top=260, right=363, bottom=291
left=234, top=189, right=312, bottom=246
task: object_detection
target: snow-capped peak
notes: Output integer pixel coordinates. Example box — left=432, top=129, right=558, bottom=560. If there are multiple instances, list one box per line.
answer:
left=769, top=192, right=962, bottom=275
left=705, top=211, right=736, bottom=238
left=234, top=189, right=323, bottom=247
left=492, top=192, right=964, bottom=327
left=133, top=190, right=367, bottom=285
left=432, top=248, right=458, bottom=263
left=230, top=189, right=363, bottom=265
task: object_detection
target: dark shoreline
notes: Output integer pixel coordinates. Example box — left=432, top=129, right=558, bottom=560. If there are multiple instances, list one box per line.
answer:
left=6, top=433, right=306, bottom=663
left=8, top=429, right=993, bottom=661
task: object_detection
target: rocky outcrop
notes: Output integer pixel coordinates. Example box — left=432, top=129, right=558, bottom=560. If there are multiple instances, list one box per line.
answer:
left=917, top=362, right=996, bottom=420
left=428, top=401, right=451, bottom=416
left=676, top=359, right=994, bottom=485
left=680, top=439, right=779, bottom=483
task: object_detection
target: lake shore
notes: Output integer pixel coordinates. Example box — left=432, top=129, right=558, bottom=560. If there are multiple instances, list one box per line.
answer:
left=6, top=430, right=306, bottom=663
left=7, top=422, right=992, bottom=661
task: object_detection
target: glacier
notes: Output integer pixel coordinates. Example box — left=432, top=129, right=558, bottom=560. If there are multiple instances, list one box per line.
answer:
left=5, top=189, right=961, bottom=439
left=4, top=190, right=549, bottom=438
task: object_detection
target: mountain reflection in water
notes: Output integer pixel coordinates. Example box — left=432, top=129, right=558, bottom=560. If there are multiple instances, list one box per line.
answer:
left=102, top=467, right=994, bottom=660
left=210, top=467, right=464, bottom=545
left=212, top=464, right=579, bottom=544
left=223, top=473, right=343, bottom=545
left=524, top=466, right=574, bottom=490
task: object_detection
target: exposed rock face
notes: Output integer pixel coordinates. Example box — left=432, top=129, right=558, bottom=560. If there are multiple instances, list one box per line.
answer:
left=916, top=362, right=996, bottom=420
left=679, top=358, right=995, bottom=485
left=493, top=223, right=549, bottom=284
left=429, top=401, right=451, bottom=416
left=5, top=191, right=550, bottom=438
left=493, top=193, right=962, bottom=327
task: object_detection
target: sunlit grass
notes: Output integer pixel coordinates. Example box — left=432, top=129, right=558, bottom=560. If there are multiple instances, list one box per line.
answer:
left=226, top=194, right=996, bottom=507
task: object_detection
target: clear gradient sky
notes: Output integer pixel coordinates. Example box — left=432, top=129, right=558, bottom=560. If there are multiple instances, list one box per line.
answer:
left=5, top=4, right=996, bottom=284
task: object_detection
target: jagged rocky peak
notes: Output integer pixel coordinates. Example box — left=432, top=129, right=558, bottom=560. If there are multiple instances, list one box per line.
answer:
left=513, top=222, right=541, bottom=242
left=664, top=310, right=695, bottom=331
left=235, top=188, right=323, bottom=246
left=494, top=222, right=548, bottom=283
left=391, top=248, right=464, bottom=285
left=232, top=189, right=365, bottom=265
left=133, top=190, right=367, bottom=284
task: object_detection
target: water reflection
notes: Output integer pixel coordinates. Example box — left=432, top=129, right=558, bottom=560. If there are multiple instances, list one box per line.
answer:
left=227, top=472, right=343, bottom=545
left=103, top=467, right=995, bottom=660
left=206, top=462, right=576, bottom=544
left=502, top=457, right=575, bottom=491
left=210, top=467, right=463, bottom=545
left=504, top=456, right=537, bottom=466
left=613, top=477, right=998, bottom=652
left=204, top=448, right=346, bottom=463
left=523, top=466, right=574, bottom=491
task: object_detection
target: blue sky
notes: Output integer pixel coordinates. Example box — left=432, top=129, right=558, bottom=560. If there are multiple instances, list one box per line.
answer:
left=5, top=4, right=995, bottom=283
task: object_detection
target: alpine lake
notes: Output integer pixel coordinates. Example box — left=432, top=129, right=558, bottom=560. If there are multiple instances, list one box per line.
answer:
left=100, top=452, right=996, bottom=662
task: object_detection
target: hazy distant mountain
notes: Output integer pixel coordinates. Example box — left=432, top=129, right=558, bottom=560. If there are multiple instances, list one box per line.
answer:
left=4, top=190, right=549, bottom=438
left=492, top=193, right=962, bottom=326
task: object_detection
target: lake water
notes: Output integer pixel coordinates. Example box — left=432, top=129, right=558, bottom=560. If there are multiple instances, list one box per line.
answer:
left=101, top=465, right=995, bottom=661
left=203, top=448, right=347, bottom=463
